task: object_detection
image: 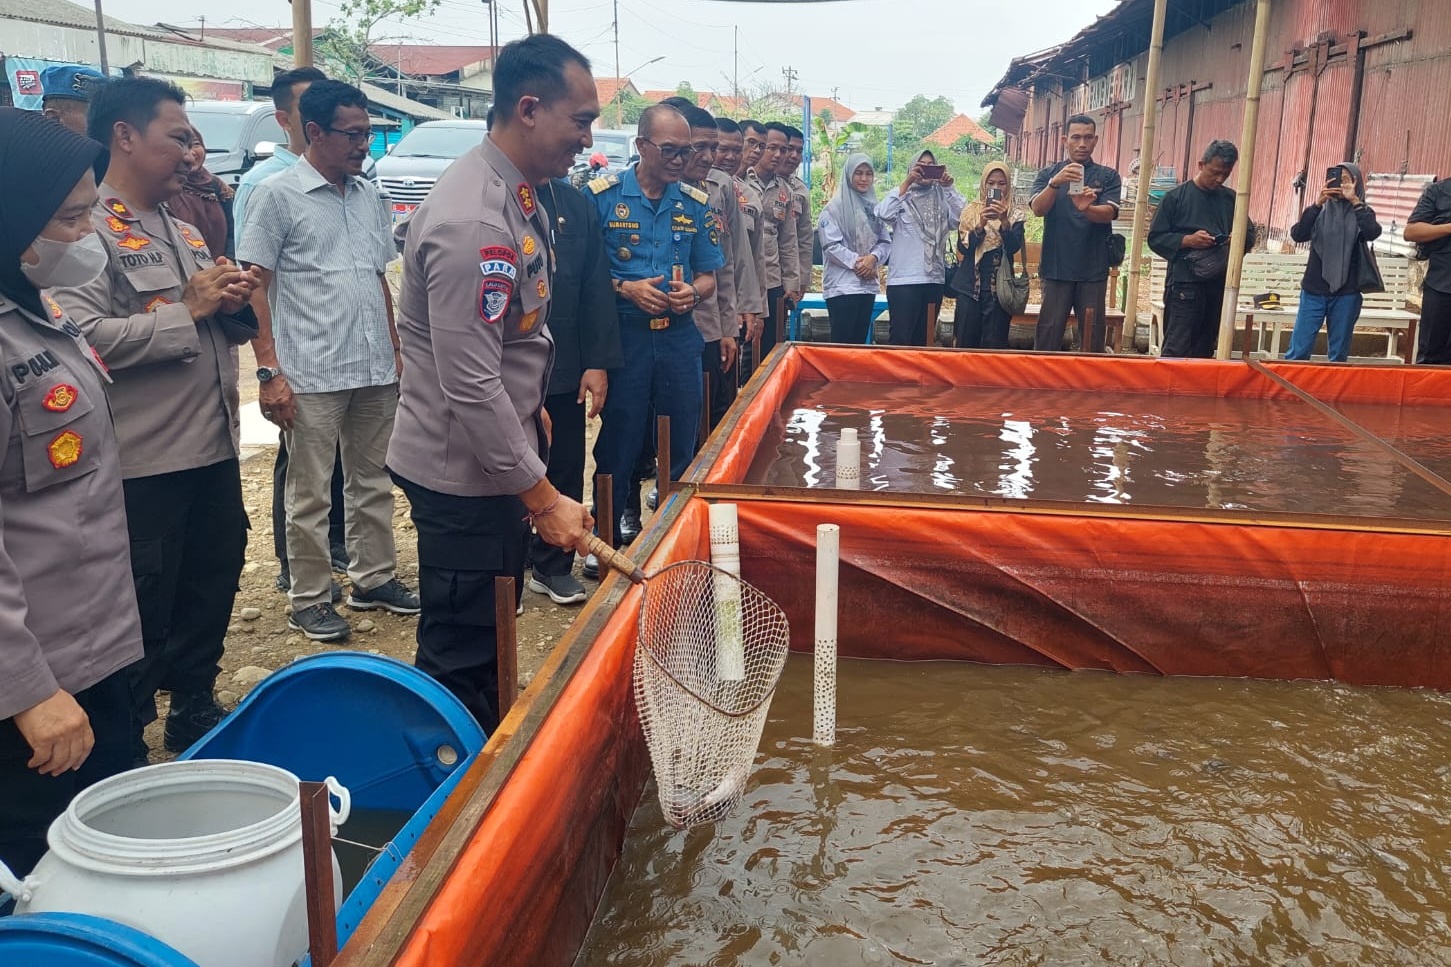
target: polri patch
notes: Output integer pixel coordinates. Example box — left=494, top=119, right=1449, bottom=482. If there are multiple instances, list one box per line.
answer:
left=520, top=309, right=540, bottom=332
left=42, top=384, right=78, bottom=412
left=47, top=430, right=83, bottom=469
left=144, top=297, right=171, bottom=313
left=479, top=277, right=512, bottom=324
left=614, top=202, right=630, bottom=220
left=536, top=279, right=548, bottom=299
left=522, top=235, right=537, bottom=257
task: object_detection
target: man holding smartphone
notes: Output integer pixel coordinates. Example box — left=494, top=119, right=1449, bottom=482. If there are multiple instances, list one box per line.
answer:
left=1029, top=114, right=1122, bottom=352
left=1149, top=140, right=1251, bottom=358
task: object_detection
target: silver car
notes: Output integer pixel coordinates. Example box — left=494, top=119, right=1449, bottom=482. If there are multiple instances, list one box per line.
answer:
left=374, top=120, right=491, bottom=225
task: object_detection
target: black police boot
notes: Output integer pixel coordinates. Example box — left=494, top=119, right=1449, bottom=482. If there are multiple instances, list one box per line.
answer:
left=163, top=691, right=227, bottom=753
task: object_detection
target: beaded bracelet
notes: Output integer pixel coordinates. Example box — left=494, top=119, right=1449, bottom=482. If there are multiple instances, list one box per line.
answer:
left=523, top=494, right=562, bottom=524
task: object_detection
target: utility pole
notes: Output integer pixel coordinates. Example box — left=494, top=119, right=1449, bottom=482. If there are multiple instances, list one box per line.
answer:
left=782, top=65, right=797, bottom=96
left=397, top=37, right=404, bottom=96
left=613, top=0, right=622, bottom=127
left=93, top=0, right=110, bottom=74
left=733, top=27, right=738, bottom=107
left=293, top=0, right=314, bottom=67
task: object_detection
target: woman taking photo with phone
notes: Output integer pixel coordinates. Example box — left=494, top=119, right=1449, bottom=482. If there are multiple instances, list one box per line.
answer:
left=875, top=149, right=965, bottom=346
left=818, top=152, right=890, bottom=344
left=951, top=162, right=1027, bottom=349
left=1284, top=162, right=1382, bottom=362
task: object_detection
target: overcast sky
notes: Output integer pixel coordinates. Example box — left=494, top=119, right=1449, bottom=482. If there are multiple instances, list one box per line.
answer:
left=103, top=0, right=1119, bottom=113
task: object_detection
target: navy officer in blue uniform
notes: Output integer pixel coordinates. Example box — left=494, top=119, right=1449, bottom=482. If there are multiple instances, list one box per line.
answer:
left=585, top=103, right=724, bottom=543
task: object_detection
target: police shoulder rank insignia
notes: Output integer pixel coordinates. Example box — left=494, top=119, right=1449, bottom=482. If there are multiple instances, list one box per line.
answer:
left=681, top=183, right=709, bottom=205
left=45, top=297, right=65, bottom=320
left=588, top=174, right=619, bottom=194
left=614, top=202, right=630, bottom=220
left=104, top=198, right=138, bottom=222
left=516, top=183, right=536, bottom=217
left=43, top=384, right=78, bottom=412
left=116, top=234, right=150, bottom=251
left=47, top=429, right=83, bottom=469
left=178, top=226, right=207, bottom=249
left=522, top=235, right=537, bottom=257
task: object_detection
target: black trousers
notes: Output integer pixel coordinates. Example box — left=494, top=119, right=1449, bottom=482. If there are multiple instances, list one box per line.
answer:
left=531, top=390, right=585, bottom=578
left=272, top=434, right=346, bottom=564
left=0, top=669, right=133, bottom=884
left=886, top=283, right=943, bottom=346
left=1161, top=278, right=1226, bottom=359
left=124, top=459, right=246, bottom=730
left=743, top=285, right=787, bottom=378
left=954, top=253, right=1011, bottom=349
left=393, top=472, right=525, bottom=734
left=826, top=293, right=875, bottom=344
left=1036, top=278, right=1108, bottom=352
left=1418, top=285, right=1451, bottom=364
left=701, top=339, right=738, bottom=429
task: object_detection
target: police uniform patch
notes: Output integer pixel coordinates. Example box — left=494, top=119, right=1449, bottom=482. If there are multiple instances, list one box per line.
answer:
left=520, top=309, right=540, bottom=332
left=105, top=215, right=128, bottom=234
left=479, top=277, right=512, bottom=324
left=536, top=279, right=548, bottom=299
left=617, top=247, right=631, bottom=262
left=522, top=235, right=537, bottom=257
left=516, top=184, right=536, bottom=217
left=178, top=226, right=207, bottom=249
left=144, top=297, right=171, bottom=312
left=47, top=430, right=83, bottom=469
left=630, top=234, right=640, bottom=245
left=42, top=384, right=78, bottom=412
left=116, top=234, right=150, bottom=251
left=480, top=257, right=517, bottom=279
left=614, top=202, right=630, bottom=220
left=45, top=297, right=64, bottom=320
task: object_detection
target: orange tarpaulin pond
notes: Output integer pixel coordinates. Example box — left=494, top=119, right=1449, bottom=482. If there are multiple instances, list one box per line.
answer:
left=337, top=347, right=1451, bottom=967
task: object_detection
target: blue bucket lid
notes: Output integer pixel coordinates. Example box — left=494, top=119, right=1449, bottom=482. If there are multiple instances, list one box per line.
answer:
left=0, top=913, right=200, bottom=966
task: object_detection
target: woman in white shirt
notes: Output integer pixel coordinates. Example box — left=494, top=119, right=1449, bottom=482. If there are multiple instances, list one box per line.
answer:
left=817, top=153, right=890, bottom=343
left=875, top=149, right=965, bottom=346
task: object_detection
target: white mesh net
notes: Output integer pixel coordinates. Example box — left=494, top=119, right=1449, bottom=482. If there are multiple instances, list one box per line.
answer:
left=633, top=560, right=791, bottom=829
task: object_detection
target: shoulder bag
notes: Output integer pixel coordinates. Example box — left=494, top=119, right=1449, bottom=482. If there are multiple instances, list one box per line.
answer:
left=994, top=244, right=1031, bottom=316
left=1356, top=240, right=1385, bottom=294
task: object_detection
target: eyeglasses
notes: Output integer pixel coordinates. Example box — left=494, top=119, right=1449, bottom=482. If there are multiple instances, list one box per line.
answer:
left=327, top=127, right=374, bottom=144
left=640, top=138, right=695, bottom=162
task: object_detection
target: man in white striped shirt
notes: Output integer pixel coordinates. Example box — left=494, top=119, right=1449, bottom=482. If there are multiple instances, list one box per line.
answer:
left=238, top=79, right=419, bottom=643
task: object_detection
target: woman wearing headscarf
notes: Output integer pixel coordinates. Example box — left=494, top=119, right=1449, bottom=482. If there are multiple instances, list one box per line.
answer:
left=875, top=149, right=965, bottom=346
left=1284, top=162, right=1382, bottom=362
left=818, top=153, right=890, bottom=343
left=951, top=162, right=1027, bottom=349
left=168, top=126, right=236, bottom=259
left=0, top=108, right=143, bottom=880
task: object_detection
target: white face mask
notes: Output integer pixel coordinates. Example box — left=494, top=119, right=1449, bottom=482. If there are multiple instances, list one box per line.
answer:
left=20, top=232, right=109, bottom=290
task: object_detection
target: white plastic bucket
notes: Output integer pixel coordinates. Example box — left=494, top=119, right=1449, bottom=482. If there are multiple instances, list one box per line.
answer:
left=0, top=760, right=348, bottom=967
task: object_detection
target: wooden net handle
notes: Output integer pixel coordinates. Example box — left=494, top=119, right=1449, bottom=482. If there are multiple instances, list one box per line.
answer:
left=586, top=535, right=646, bottom=584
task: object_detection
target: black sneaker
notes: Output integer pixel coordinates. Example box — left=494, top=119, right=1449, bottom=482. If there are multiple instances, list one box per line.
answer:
left=528, top=571, right=588, bottom=605
left=347, top=578, right=422, bottom=615
left=164, top=691, right=227, bottom=753
left=289, top=603, right=352, bottom=642
left=582, top=553, right=600, bottom=579
left=276, top=569, right=343, bottom=602
left=329, top=544, right=350, bottom=572
left=618, top=512, right=642, bottom=544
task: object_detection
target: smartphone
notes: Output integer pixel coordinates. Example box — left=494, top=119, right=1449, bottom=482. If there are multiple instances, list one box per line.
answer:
left=1213, top=233, right=1230, bottom=245
left=1067, top=180, right=1086, bottom=195
left=919, top=163, right=947, bottom=181
left=989, top=187, right=1004, bottom=203
left=1326, top=165, right=1343, bottom=184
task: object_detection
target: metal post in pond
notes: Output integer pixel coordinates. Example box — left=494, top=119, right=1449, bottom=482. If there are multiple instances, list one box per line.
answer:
left=656, top=415, right=672, bottom=500
left=709, top=503, right=746, bottom=682
left=835, top=428, right=860, bottom=490
left=813, top=523, right=840, bottom=747
left=495, top=576, right=518, bottom=718
left=700, top=370, right=712, bottom=445
left=300, top=781, right=338, bottom=967
left=596, top=473, right=615, bottom=548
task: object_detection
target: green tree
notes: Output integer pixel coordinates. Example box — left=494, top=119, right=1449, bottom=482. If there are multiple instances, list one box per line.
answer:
left=674, top=81, right=698, bottom=102
left=318, top=0, right=443, bottom=84
left=976, top=111, right=999, bottom=138
left=893, top=94, right=955, bottom=144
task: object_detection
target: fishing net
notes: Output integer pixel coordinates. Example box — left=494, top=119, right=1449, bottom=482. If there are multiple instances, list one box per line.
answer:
left=633, top=560, right=791, bottom=829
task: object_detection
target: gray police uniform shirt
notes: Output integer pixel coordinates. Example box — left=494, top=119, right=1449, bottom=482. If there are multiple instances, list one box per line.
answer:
left=387, top=137, right=556, bottom=498
left=789, top=173, right=813, bottom=292
left=0, top=292, right=142, bottom=719
left=54, top=189, right=257, bottom=479
left=694, top=170, right=744, bottom=342
left=735, top=176, right=768, bottom=315
left=584, top=167, right=726, bottom=323
left=748, top=170, right=798, bottom=293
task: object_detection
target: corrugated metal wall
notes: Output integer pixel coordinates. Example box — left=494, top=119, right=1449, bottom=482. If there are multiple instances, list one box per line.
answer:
left=1001, top=0, right=1451, bottom=240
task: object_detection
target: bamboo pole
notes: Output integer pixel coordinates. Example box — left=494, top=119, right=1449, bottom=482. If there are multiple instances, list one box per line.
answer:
left=1216, top=0, right=1274, bottom=359
left=1120, top=0, right=1168, bottom=352
left=292, top=0, right=314, bottom=67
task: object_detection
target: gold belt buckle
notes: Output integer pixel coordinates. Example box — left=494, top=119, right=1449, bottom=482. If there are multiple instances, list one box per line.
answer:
left=648, top=316, right=671, bottom=330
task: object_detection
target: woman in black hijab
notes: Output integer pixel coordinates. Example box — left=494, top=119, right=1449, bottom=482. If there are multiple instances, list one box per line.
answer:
left=0, top=108, right=144, bottom=884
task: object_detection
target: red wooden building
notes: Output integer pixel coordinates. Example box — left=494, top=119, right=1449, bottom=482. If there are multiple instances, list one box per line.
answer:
left=984, top=0, right=1451, bottom=240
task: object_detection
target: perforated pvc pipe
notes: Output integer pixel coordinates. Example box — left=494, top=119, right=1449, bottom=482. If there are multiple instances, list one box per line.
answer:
left=814, top=523, right=840, bottom=746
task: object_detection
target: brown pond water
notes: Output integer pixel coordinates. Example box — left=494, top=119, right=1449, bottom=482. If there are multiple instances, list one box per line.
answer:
left=742, top=381, right=1451, bottom=520
left=577, top=656, right=1451, bottom=966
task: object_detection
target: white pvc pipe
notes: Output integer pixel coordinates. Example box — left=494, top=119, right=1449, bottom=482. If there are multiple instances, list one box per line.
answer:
left=813, top=523, right=840, bottom=746
left=835, top=428, right=860, bottom=490
left=709, top=502, right=746, bottom=682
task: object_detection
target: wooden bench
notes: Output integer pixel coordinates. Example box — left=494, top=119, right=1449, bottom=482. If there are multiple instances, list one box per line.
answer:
left=1147, top=251, right=1420, bottom=362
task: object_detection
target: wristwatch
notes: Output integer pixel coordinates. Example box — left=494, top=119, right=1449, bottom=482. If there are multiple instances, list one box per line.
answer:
left=256, top=366, right=282, bottom=383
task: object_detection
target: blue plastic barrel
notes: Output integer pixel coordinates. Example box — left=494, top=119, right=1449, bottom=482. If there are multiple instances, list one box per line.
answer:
left=0, top=912, right=200, bottom=966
